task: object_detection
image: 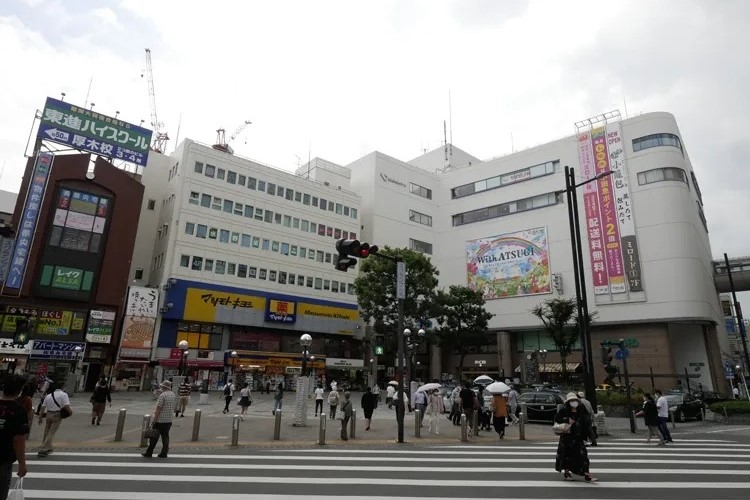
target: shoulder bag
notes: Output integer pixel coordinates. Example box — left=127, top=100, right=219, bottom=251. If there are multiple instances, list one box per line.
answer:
left=51, top=392, right=72, bottom=419
left=552, top=421, right=571, bottom=435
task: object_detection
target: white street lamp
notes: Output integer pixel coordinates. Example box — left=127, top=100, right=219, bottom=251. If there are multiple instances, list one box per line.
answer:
left=294, top=334, right=313, bottom=426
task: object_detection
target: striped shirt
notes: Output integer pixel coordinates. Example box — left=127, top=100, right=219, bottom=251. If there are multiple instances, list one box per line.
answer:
left=178, top=384, right=191, bottom=397
left=155, top=390, right=176, bottom=423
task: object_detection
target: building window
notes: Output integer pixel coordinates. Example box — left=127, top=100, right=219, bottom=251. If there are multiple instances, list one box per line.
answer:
left=277, top=186, right=285, bottom=198
left=204, top=164, right=215, bottom=178
left=238, top=174, right=246, bottom=186
left=248, top=267, right=257, bottom=279
left=451, top=161, right=557, bottom=199
left=147, top=199, right=156, bottom=210
left=185, top=222, right=195, bottom=235
left=283, top=215, right=292, bottom=227
left=215, top=260, right=226, bottom=274
left=274, top=213, right=282, bottom=224
left=269, top=270, right=277, bottom=282
left=248, top=177, right=257, bottom=190
left=241, top=234, right=251, bottom=247
left=262, top=239, right=270, bottom=250
left=219, top=229, right=230, bottom=243
left=176, top=323, right=224, bottom=350
left=295, top=191, right=302, bottom=202
left=227, top=171, right=237, bottom=184
left=409, top=238, right=433, bottom=254
left=212, top=197, right=222, bottom=211
left=244, top=205, right=254, bottom=218
left=637, top=167, right=688, bottom=186
left=452, top=192, right=560, bottom=226
left=314, top=277, right=323, bottom=290
left=194, top=162, right=203, bottom=173
left=180, top=255, right=190, bottom=267
left=134, top=268, right=144, bottom=280
left=272, top=241, right=280, bottom=252
left=690, top=171, right=704, bottom=205
left=351, top=208, right=358, bottom=219
left=632, top=133, right=683, bottom=154
left=312, top=197, right=318, bottom=207
left=227, top=263, right=236, bottom=275
left=409, top=209, right=433, bottom=227
left=252, top=236, right=260, bottom=248
left=254, top=208, right=264, bottom=221
left=697, top=201, right=708, bottom=232
left=264, top=210, right=273, bottom=223
left=259, top=269, right=267, bottom=280
left=208, top=227, right=218, bottom=239
left=306, top=277, right=313, bottom=287
left=217, top=168, right=226, bottom=180
left=410, top=182, right=432, bottom=199
left=257, top=180, right=266, bottom=191
left=303, top=194, right=311, bottom=205
left=196, top=224, right=208, bottom=238
left=238, top=264, right=247, bottom=278
left=281, top=242, right=290, bottom=255
left=200, top=194, right=211, bottom=208
left=189, top=192, right=199, bottom=205
left=191, top=256, right=203, bottom=270
left=204, top=259, right=214, bottom=272
left=298, top=275, right=305, bottom=286
left=223, top=199, right=233, bottom=213
left=267, top=183, right=276, bottom=196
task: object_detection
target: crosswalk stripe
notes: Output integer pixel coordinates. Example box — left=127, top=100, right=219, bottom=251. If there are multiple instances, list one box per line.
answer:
left=22, top=494, right=643, bottom=500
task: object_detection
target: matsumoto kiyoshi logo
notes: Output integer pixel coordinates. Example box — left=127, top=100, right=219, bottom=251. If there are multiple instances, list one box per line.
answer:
left=379, top=172, right=407, bottom=188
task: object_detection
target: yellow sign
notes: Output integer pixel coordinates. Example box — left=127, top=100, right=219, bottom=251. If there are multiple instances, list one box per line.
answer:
left=268, top=300, right=295, bottom=315
left=299, top=303, right=359, bottom=321
left=184, top=288, right=265, bottom=322
left=36, top=311, right=73, bottom=335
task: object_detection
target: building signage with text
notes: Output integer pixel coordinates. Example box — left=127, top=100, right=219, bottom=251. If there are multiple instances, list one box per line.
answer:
left=30, top=340, right=86, bottom=360
left=86, top=310, right=116, bottom=343
left=265, top=299, right=297, bottom=324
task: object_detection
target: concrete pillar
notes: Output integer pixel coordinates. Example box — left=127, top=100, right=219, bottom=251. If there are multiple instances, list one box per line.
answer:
left=430, top=344, right=441, bottom=381
left=497, top=331, right=513, bottom=380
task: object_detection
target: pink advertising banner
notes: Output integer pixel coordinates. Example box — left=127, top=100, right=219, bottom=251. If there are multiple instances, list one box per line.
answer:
left=591, top=127, right=626, bottom=293
left=577, top=131, right=609, bottom=294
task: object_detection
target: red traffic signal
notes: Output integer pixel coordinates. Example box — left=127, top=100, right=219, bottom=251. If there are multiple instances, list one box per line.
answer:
left=356, top=242, right=379, bottom=258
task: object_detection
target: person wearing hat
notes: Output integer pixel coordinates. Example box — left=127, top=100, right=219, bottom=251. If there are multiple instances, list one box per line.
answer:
left=577, top=391, right=597, bottom=446
left=554, top=392, right=596, bottom=482
left=142, top=380, right=176, bottom=459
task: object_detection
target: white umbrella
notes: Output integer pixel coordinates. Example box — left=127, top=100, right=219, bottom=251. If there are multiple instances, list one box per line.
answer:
left=485, top=381, right=511, bottom=394
left=474, top=375, right=494, bottom=385
left=387, top=380, right=400, bottom=386
left=416, top=382, right=442, bottom=393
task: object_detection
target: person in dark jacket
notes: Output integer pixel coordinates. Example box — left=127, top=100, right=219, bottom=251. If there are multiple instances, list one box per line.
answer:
left=361, top=387, right=378, bottom=431
left=554, top=392, right=596, bottom=482
left=635, top=393, right=664, bottom=445
left=90, top=377, right=112, bottom=425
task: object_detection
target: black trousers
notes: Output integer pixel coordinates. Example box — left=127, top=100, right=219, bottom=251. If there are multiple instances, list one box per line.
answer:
left=315, top=400, right=323, bottom=415
left=224, top=396, right=232, bottom=412
left=145, top=422, right=172, bottom=457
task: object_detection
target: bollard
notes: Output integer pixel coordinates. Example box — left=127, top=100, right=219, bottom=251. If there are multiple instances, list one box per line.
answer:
left=632, top=410, right=639, bottom=432
left=350, top=409, right=356, bottom=439
left=192, top=409, right=202, bottom=442
left=472, top=410, right=479, bottom=437
left=595, top=404, right=608, bottom=436
left=318, top=413, right=327, bottom=445
left=139, top=414, right=151, bottom=447
left=701, top=407, right=706, bottom=426
left=273, top=409, right=282, bottom=440
left=114, top=408, right=127, bottom=442
left=460, top=413, right=468, bottom=442
left=519, top=403, right=526, bottom=441
left=414, top=409, right=421, bottom=438
left=670, top=411, right=676, bottom=429
left=231, top=414, right=240, bottom=446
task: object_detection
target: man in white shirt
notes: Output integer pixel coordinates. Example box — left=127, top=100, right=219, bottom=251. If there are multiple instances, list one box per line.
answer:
left=654, top=390, right=673, bottom=443
left=733, top=386, right=740, bottom=399
left=222, top=379, right=235, bottom=414
left=386, top=384, right=396, bottom=408
left=507, top=386, right=520, bottom=425
left=314, top=384, right=325, bottom=416
left=37, top=384, right=73, bottom=457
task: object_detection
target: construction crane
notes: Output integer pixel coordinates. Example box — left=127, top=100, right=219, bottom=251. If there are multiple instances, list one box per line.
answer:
left=144, top=48, right=169, bottom=153
left=213, top=120, right=251, bottom=155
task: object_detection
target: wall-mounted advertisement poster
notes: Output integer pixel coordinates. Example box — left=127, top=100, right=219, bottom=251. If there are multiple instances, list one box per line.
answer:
left=466, top=227, right=552, bottom=300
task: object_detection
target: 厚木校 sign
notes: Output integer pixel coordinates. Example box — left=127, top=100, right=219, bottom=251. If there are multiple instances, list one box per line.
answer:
left=38, top=97, right=153, bottom=166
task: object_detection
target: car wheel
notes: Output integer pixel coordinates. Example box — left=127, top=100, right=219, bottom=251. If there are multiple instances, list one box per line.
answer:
left=677, top=410, right=686, bottom=423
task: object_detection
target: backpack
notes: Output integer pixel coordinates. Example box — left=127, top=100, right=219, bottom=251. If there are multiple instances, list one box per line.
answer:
left=224, top=384, right=231, bottom=396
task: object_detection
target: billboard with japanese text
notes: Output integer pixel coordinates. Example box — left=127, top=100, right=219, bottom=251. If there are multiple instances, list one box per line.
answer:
left=466, top=227, right=551, bottom=300
left=118, top=286, right=159, bottom=359
left=38, top=97, right=153, bottom=166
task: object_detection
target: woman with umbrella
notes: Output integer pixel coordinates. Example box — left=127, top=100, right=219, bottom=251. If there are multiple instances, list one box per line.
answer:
left=554, top=392, right=596, bottom=482
left=486, top=381, right=511, bottom=439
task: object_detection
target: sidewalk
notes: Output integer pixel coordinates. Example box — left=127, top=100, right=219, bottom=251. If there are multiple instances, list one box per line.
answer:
left=27, top=390, right=715, bottom=452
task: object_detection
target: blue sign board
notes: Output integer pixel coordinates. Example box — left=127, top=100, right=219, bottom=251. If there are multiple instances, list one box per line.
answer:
left=615, top=348, right=629, bottom=360
left=4, top=152, right=53, bottom=289
left=38, top=97, right=153, bottom=166
left=30, top=340, right=86, bottom=360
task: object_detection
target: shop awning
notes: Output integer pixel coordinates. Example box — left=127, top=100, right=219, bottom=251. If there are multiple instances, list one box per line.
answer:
left=159, top=359, right=225, bottom=369
left=540, top=362, right=581, bottom=373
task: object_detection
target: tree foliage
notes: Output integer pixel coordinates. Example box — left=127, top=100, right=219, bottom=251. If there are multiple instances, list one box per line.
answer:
left=353, top=247, right=440, bottom=335
left=433, top=285, right=495, bottom=377
left=531, top=297, right=578, bottom=381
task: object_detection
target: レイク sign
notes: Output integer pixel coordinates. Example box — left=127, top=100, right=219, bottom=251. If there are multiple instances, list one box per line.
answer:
left=51, top=266, right=83, bottom=289
left=38, top=97, right=153, bottom=166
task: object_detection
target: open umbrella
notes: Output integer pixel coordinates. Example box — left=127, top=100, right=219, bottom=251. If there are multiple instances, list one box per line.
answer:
left=485, top=381, right=511, bottom=394
left=416, top=382, right=442, bottom=393
left=387, top=380, right=400, bottom=386
left=473, top=375, right=494, bottom=385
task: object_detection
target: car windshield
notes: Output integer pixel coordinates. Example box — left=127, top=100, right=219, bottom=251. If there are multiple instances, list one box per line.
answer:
left=664, top=395, right=683, bottom=404
left=518, top=393, right=535, bottom=402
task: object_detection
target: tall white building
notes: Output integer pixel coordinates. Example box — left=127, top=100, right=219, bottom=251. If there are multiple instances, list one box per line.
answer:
left=348, top=111, right=726, bottom=391
left=128, top=140, right=364, bottom=389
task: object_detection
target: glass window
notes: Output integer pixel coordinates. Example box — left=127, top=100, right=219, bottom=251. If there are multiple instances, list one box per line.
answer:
left=244, top=205, right=254, bottom=218
left=486, top=176, right=501, bottom=189
left=200, top=194, right=211, bottom=208
left=303, top=193, right=311, bottom=205
left=344, top=206, right=350, bottom=216
left=290, top=245, right=298, bottom=256
left=332, top=281, right=339, bottom=293
left=308, top=250, right=315, bottom=261
left=215, top=260, right=226, bottom=274
left=272, top=241, right=280, bottom=252
left=274, top=213, right=282, bottom=224
left=205, top=164, right=215, bottom=178
left=319, top=198, right=327, bottom=211
left=350, top=208, right=358, bottom=219
left=191, top=256, right=203, bottom=270
left=252, top=236, right=260, bottom=248
left=325, top=253, right=332, bottom=263
left=238, top=264, right=247, bottom=278
left=264, top=210, right=273, bottom=223
left=257, top=180, right=266, bottom=191
left=279, top=272, right=287, bottom=284
left=227, top=171, right=237, bottom=184
left=283, top=215, right=292, bottom=227
left=180, top=255, right=190, bottom=267
left=281, top=242, right=290, bottom=255
left=194, top=162, right=203, bottom=173
left=637, top=167, right=688, bottom=186
left=189, top=192, right=199, bottom=205
left=267, top=270, right=275, bottom=281
left=328, top=201, right=334, bottom=211
left=247, top=177, right=257, bottom=190
left=231, top=232, right=240, bottom=244
left=298, top=275, right=305, bottom=286
left=301, top=220, right=310, bottom=232
left=312, top=197, right=318, bottom=207
left=196, top=224, right=208, bottom=238
left=217, top=168, right=225, bottom=180
left=223, top=199, right=233, bottom=213
left=238, top=174, right=246, bottom=186
left=314, top=278, right=322, bottom=290
left=316, top=250, right=324, bottom=263
left=241, top=234, right=251, bottom=247
left=212, top=197, right=222, bottom=211
left=185, top=222, right=195, bottom=235
left=254, top=208, right=264, bottom=221
left=318, top=225, right=326, bottom=236
left=632, top=133, right=683, bottom=154
left=267, top=183, right=276, bottom=195
left=208, top=227, right=218, bottom=239
left=323, top=279, right=330, bottom=291
left=409, top=238, right=433, bottom=254
left=262, top=239, right=270, bottom=250
left=227, top=263, right=236, bottom=275
left=204, top=259, right=214, bottom=272
left=276, top=186, right=285, bottom=197
left=292, top=218, right=300, bottom=229
left=294, top=191, right=302, bottom=202
left=248, top=267, right=257, bottom=278
left=285, top=189, right=294, bottom=201
left=234, top=203, right=243, bottom=216
left=300, top=247, right=307, bottom=258
left=335, top=203, right=343, bottom=214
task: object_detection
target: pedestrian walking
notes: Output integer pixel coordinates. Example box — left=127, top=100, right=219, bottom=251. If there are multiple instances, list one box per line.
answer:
left=413, top=389, right=427, bottom=424
left=635, top=393, right=664, bottom=445
left=361, top=387, right=377, bottom=431
left=314, top=384, right=325, bottom=417
left=238, top=383, right=252, bottom=420
left=0, top=374, right=29, bottom=500
left=16, top=380, right=34, bottom=440
left=491, top=393, right=508, bottom=439
left=449, top=386, right=461, bottom=425
left=576, top=391, right=597, bottom=446
left=459, top=382, right=476, bottom=435
left=176, top=379, right=191, bottom=417
left=35, top=376, right=51, bottom=416
left=385, top=384, right=395, bottom=408
left=733, top=386, right=740, bottom=399
left=222, top=379, right=235, bottom=414
left=37, top=382, right=73, bottom=457
left=554, top=392, right=596, bottom=482
left=142, top=380, right=176, bottom=458
left=372, top=383, right=381, bottom=402
left=339, top=392, right=353, bottom=441
left=272, top=383, right=284, bottom=415
left=507, top=385, right=520, bottom=425
left=426, top=388, right=445, bottom=435
left=654, top=390, right=674, bottom=443
left=328, top=387, right=340, bottom=419
left=90, top=377, right=112, bottom=425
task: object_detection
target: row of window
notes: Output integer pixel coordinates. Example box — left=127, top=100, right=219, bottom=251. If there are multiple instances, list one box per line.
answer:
left=451, top=161, right=558, bottom=199
left=408, top=209, right=433, bottom=227
left=193, top=161, right=358, bottom=220
left=632, top=133, right=683, bottom=154
left=637, top=167, right=688, bottom=186
left=409, top=238, right=433, bottom=255
left=410, top=182, right=432, bottom=200
left=452, top=192, right=559, bottom=226
left=178, top=253, right=355, bottom=294
left=188, top=189, right=357, bottom=242
left=183, top=221, right=344, bottom=265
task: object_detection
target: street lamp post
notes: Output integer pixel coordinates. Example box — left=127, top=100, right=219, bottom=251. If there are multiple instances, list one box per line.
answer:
left=561, top=165, right=612, bottom=409
left=736, top=365, right=750, bottom=402
left=229, top=350, right=238, bottom=383
left=72, top=345, right=83, bottom=393
left=538, top=350, right=548, bottom=383
left=294, top=334, right=313, bottom=427
left=178, top=340, right=189, bottom=377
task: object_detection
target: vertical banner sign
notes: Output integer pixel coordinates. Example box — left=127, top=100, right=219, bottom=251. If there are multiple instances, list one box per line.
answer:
left=591, top=127, right=626, bottom=294
left=0, top=238, right=15, bottom=282
left=577, top=131, right=609, bottom=294
left=118, top=286, right=159, bottom=359
left=605, top=122, right=644, bottom=293
left=5, top=152, right=53, bottom=289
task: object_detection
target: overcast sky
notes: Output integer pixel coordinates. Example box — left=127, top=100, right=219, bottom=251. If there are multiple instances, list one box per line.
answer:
left=1, top=0, right=749, bottom=266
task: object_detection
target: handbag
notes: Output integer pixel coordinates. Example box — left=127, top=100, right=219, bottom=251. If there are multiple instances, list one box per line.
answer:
left=144, top=427, right=159, bottom=439
left=335, top=411, right=345, bottom=421
left=8, top=476, right=23, bottom=499
left=51, top=392, right=72, bottom=419
left=553, top=422, right=571, bottom=435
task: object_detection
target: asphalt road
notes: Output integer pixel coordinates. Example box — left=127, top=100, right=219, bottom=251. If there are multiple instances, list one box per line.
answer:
left=16, top=432, right=750, bottom=499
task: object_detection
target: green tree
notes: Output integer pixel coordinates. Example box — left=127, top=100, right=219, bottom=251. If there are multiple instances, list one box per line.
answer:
left=433, top=285, right=495, bottom=378
left=530, top=297, right=578, bottom=381
left=353, top=246, right=440, bottom=337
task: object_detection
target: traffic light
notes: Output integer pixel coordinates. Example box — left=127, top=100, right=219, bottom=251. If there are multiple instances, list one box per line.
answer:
left=334, top=239, right=379, bottom=272
left=600, top=344, right=612, bottom=365
left=334, top=254, right=357, bottom=272
left=13, top=318, right=30, bottom=346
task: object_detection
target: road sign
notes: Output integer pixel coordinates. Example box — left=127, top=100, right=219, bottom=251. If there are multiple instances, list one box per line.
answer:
left=605, top=338, right=639, bottom=348
left=615, top=348, right=629, bottom=360
left=396, top=261, right=406, bottom=299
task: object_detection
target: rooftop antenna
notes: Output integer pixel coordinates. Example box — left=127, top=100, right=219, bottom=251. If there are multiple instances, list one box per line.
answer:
left=60, top=92, right=66, bottom=102
left=83, top=76, right=93, bottom=108
left=174, top=113, right=183, bottom=150
left=448, top=90, right=453, bottom=157
left=443, top=120, right=449, bottom=166
left=511, top=132, right=515, bottom=153
left=623, top=97, right=629, bottom=118
left=307, top=140, right=312, bottom=179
